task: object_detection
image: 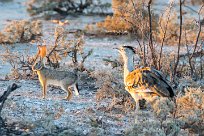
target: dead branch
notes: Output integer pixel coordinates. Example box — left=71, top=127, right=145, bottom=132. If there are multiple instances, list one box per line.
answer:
left=28, top=0, right=92, bottom=15
left=27, top=0, right=111, bottom=16
left=147, top=0, right=157, bottom=68
left=185, top=29, right=195, bottom=76
left=0, top=83, right=21, bottom=126
left=173, top=0, right=183, bottom=78
left=158, top=1, right=174, bottom=70
left=201, top=41, right=203, bottom=79
left=189, top=4, right=204, bottom=60
left=46, top=34, right=61, bottom=63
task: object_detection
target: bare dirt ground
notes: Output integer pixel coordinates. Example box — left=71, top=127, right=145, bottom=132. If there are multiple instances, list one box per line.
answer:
left=0, top=78, right=135, bottom=135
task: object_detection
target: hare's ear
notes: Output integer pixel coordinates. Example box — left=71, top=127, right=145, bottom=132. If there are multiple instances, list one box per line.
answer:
left=38, top=45, right=47, bottom=59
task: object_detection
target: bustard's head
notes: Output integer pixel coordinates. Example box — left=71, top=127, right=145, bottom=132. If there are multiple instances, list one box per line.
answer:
left=115, top=46, right=136, bottom=59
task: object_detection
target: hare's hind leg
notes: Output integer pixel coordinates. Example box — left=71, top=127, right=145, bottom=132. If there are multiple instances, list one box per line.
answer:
left=62, top=86, right=73, bottom=101
left=74, top=83, right=79, bottom=96
left=67, top=87, right=73, bottom=101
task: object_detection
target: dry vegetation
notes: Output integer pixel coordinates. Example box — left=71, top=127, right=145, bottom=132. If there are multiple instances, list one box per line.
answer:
left=124, top=87, right=204, bottom=136
left=97, top=0, right=204, bottom=45
left=91, top=67, right=136, bottom=113
left=97, top=0, right=158, bottom=35
left=0, top=0, right=204, bottom=135
left=26, top=0, right=111, bottom=19
left=0, top=20, right=42, bottom=44
left=96, top=0, right=204, bottom=78
left=0, top=26, right=92, bottom=80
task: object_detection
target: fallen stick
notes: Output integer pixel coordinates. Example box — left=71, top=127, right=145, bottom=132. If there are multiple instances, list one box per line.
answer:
left=0, top=83, right=21, bottom=127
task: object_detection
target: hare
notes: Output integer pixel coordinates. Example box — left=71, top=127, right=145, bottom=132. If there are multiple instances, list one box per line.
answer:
left=32, top=61, right=79, bottom=101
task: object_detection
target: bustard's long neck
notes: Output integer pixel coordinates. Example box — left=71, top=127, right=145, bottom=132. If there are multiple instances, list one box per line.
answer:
left=122, top=55, right=134, bottom=82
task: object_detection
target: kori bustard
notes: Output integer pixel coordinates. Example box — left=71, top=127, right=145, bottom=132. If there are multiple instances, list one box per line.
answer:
left=115, top=46, right=175, bottom=110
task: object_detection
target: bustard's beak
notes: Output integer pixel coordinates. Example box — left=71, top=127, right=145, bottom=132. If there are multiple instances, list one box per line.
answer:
left=113, top=47, right=120, bottom=51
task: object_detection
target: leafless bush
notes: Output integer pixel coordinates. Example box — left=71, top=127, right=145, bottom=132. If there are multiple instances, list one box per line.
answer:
left=97, top=0, right=157, bottom=35
left=0, top=46, right=37, bottom=80
left=0, top=20, right=42, bottom=44
left=26, top=0, right=111, bottom=18
left=45, top=26, right=93, bottom=71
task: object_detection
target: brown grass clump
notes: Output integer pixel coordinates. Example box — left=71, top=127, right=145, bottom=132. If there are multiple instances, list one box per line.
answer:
left=0, top=20, right=42, bottom=44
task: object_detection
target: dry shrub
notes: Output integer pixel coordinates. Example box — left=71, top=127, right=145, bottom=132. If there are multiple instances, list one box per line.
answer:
left=176, top=87, right=204, bottom=134
left=26, top=0, right=110, bottom=17
left=156, top=13, right=204, bottom=46
left=96, top=0, right=203, bottom=47
left=97, top=0, right=132, bottom=32
left=0, top=46, right=37, bottom=79
left=45, top=26, right=92, bottom=70
left=126, top=86, right=204, bottom=135
left=91, top=67, right=135, bottom=112
left=97, top=15, right=131, bottom=33
left=152, top=98, right=175, bottom=120
left=158, top=52, right=175, bottom=76
left=97, top=0, right=158, bottom=36
left=0, top=20, right=42, bottom=44
left=156, top=10, right=179, bottom=45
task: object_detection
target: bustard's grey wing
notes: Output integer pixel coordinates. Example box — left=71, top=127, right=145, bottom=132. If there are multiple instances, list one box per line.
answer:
left=125, top=67, right=174, bottom=97
left=146, top=69, right=174, bottom=97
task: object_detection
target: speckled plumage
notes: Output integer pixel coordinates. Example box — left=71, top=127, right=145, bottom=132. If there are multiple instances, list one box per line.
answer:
left=116, top=45, right=175, bottom=108
left=125, top=67, right=174, bottom=97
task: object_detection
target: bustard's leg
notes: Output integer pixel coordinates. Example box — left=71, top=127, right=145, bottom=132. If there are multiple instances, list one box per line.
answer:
left=132, top=93, right=141, bottom=121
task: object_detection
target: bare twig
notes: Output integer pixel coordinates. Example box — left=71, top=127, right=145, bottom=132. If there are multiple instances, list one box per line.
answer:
left=46, top=34, right=61, bottom=60
left=158, top=1, right=175, bottom=70
left=184, top=29, right=195, bottom=76
left=173, top=0, right=183, bottom=78
left=189, top=4, right=204, bottom=60
left=201, top=41, right=203, bottom=79
left=184, top=4, right=204, bottom=79
left=147, top=0, right=157, bottom=67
